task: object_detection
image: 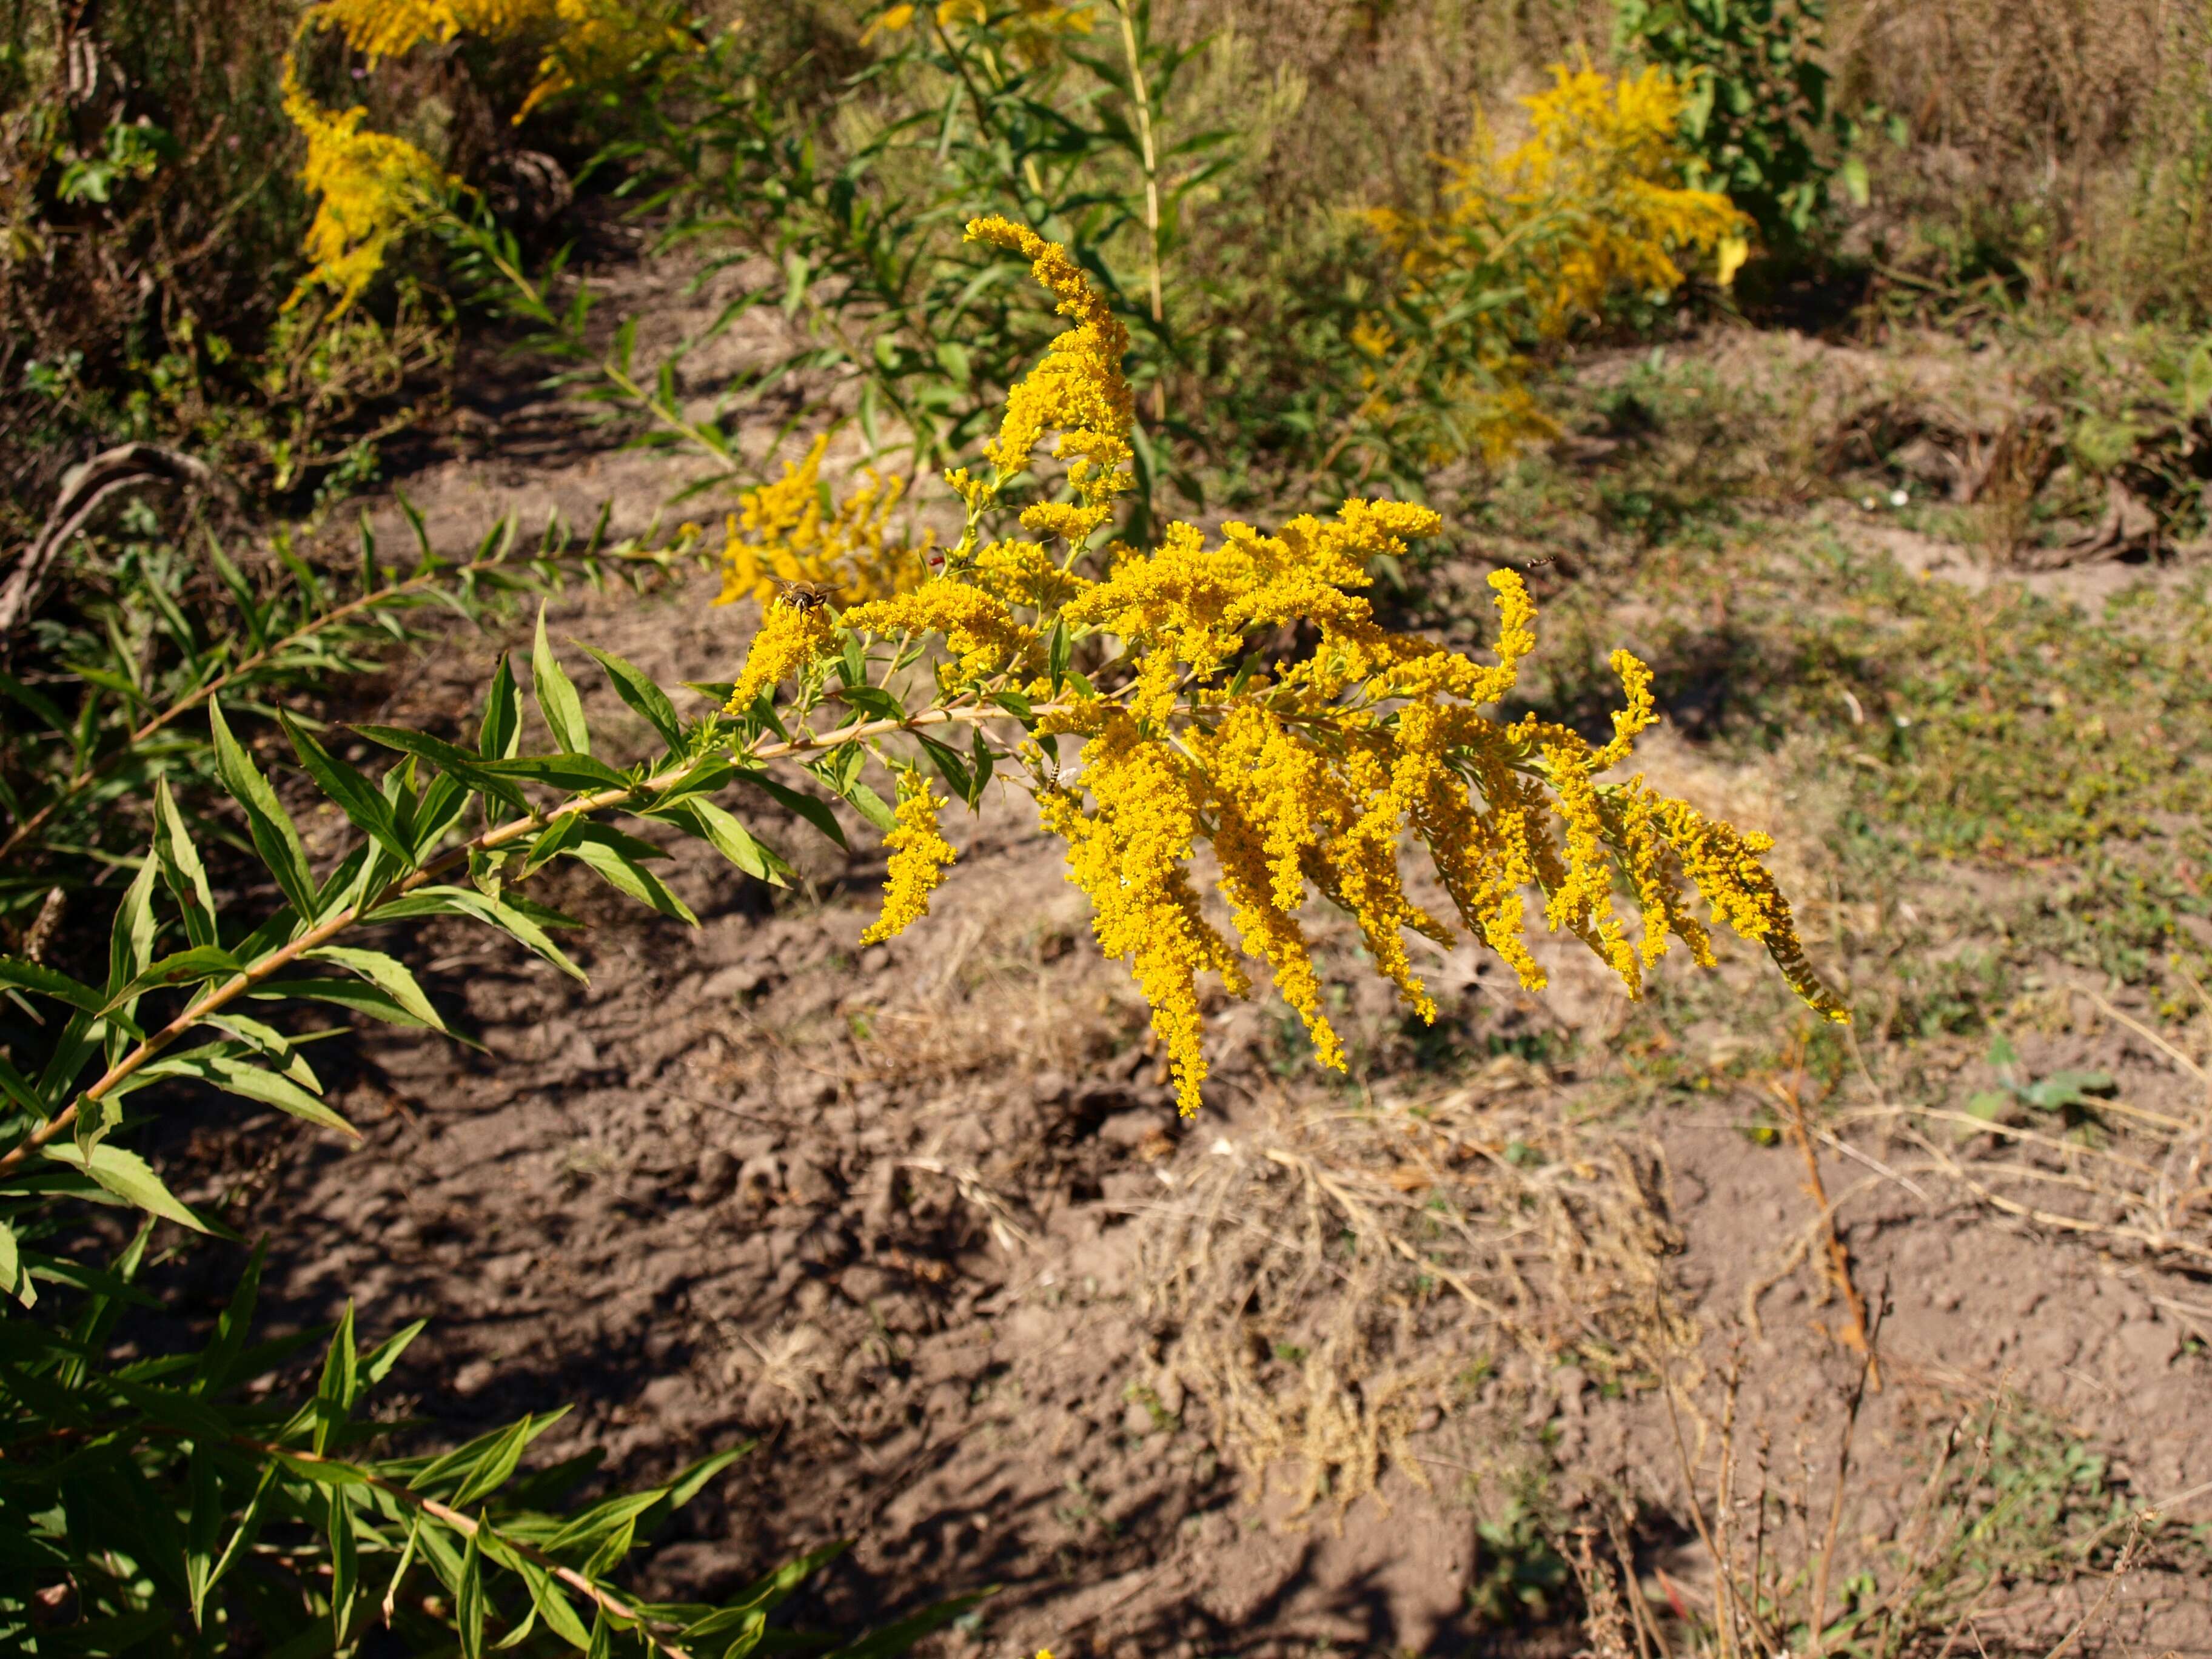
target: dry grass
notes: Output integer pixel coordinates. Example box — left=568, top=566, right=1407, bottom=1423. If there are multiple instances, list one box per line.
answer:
left=1847, top=985, right=2212, bottom=1273
left=1128, top=1058, right=1697, bottom=1520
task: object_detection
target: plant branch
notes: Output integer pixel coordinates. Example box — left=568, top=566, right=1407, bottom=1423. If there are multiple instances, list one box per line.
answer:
left=232, top=1437, right=697, bottom=1659
left=0, top=698, right=1077, bottom=1176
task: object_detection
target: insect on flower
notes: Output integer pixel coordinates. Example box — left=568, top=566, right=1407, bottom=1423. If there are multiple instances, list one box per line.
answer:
left=766, top=577, right=839, bottom=614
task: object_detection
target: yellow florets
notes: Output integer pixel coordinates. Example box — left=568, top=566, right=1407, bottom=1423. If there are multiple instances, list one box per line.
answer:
left=714, top=435, right=933, bottom=609
left=281, top=63, right=455, bottom=313
left=719, top=214, right=1843, bottom=1120
left=860, top=776, right=959, bottom=945
left=724, top=595, right=836, bottom=716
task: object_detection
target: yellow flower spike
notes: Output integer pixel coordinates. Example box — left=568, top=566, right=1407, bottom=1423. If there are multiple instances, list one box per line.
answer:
left=724, top=595, right=836, bottom=716
left=964, top=215, right=1134, bottom=507
left=843, top=581, right=1041, bottom=690
left=860, top=776, right=958, bottom=945
left=713, top=435, right=932, bottom=609
left=281, top=61, right=455, bottom=314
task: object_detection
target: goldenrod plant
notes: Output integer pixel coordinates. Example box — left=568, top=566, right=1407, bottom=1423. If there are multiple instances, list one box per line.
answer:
left=0, top=216, right=1835, bottom=1649
left=1335, top=61, right=1749, bottom=485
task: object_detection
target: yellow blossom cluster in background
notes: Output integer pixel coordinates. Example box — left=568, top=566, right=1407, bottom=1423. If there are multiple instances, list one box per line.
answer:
left=281, top=0, right=688, bottom=307
left=724, top=217, right=1845, bottom=1119
left=307, top=0, right=689, bottom=118
left=1351, top=61, right=1749, bottom=468
left=281, top=62, right=454, bottom=312
left=1372, top=61, right=1749, bottom=333
left=714, top=434, right=934, bottom=610
left=863, top=0, right=1094, bottom=68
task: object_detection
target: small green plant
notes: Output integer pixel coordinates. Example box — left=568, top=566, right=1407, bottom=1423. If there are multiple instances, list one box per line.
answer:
left=1613, top=0, right=1862, bottom=253
left=1963, top=1031, right=2116, bottom=1128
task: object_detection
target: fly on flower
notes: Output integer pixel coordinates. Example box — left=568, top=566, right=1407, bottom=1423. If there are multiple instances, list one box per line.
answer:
left=766, top=577, right=839, bottom=614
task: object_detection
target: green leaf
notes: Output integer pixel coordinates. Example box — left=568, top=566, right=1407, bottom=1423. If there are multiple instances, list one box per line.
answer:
left=186, top=1443, right=219, bottom=1623
left=284, top=709, right=411, bottom=866
left=665, top=1445, right=745, bottom=1509
left=574, top=641, right=683, bottom=748
left=916, top=736, right=971, bottom=802
left=1048, top=618, right=1071, bottom=694
left=153, top=780, right=219, bottom=948
left=306, top=945, right=448, bottom=1033
left=194, top=1236, right=266, bottom=1394
left=209, top=696, right=318, bottom=919
left=533, top=604, right=591, bottom=755
left=362, top=1318, right=427, bottom=1388
left=329, top=1487, right=359, bottom=1644
left=518, top=1557, right=592, bottom=1651
left=742, top=773, right=847, bottom=851
left=43, top=1141, right=211, bottom=1232
left=247, top=977, right=444, bottom=1029
left=481, top=652, right=524, bottom=761
left=140, top=1051, right=358, bottom=1138
left=663, top=799, right=790, bottom=886
left=319, top=1301, right=360, bottom=1436
left=353, top=725, right=531, bottom=814
left=106, top=856, right=158, bottom=1004
left=99, top=945, right=246, bottom=1014
left=0, top=956, right=106, bottom=1014
left=458, top=1523, right=488, bottom=1659
left=0, top=1218, right=32, bottom=1308
left=567, top=832, right=698, bottom=925
left=373, top=886, right=588, bottom=981
left=475, top=753, right=634, bottom=793
left=452, top=1415, right=535, bottom=1507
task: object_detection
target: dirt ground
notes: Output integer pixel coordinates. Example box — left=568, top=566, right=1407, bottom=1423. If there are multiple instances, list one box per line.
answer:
left=158, top=283, right=2212, bottom=1657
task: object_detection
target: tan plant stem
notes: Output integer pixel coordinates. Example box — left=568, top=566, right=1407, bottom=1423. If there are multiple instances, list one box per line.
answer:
left=1111, top=0, right=1167, bottom=428
left=1774, top=1041, right=1880, bottom=1389
left=232, top=1438, right=696, bottom=1659
left=0, top=699, right=1075, bottom=1178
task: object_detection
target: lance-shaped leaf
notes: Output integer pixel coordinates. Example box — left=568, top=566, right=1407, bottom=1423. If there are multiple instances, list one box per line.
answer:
left=0, top=1218, right=31, bottom=1307
left=353, top=726, right=531, bottom=814
left=153, top=779, right=220, bottom=948
left=458, top=1523, right=488, bottom=1659
left=43, top=1141, right=211, bottom=1232
left=209, top=697, right=318, bottom=919
left=194, top=1236, right=267, bottom=1394
left=99, top=945, right=246, bottom=1015
left=451, top=1414, right=535, bottom=1507
left=533, top=604, right=591, bottom=754
left=0, top=956, right=106, bottom=1014
left=329, top=1486, right=360, bottom=1644
left=373, top=886, right=588, bottom=981
left=566, top=828, right=697, bottom=925
left=306, top=945, right=448, bottom=1033
left=743, top=773, right=847, bottom=851
left=574, top=640, right=682, bottom=748
left=137, top=1051, right=358, bottom=1138
left=660, top=798, right=791, bottom=886
left=481, top=652, right=525, bottom=760
left=283, top=709, right=411, bottom=866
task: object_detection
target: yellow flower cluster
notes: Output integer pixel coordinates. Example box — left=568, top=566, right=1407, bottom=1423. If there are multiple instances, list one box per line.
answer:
left=959, top=213, right=1134, bottom=555
left=736, top=219, right=1843, bottom=1118
left=281, top=63, right=455, bottom=313
left=1373, top=62, right=1750, bottom=335
left=860, top=777, right=959, bottom=944
left=723, top=595, right=836, bottom=716
left=307, top=0, right=686, bottom=118
left=713, top=434, right=933, bottom=610
left=865, top=0, right=1094, bottom=67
